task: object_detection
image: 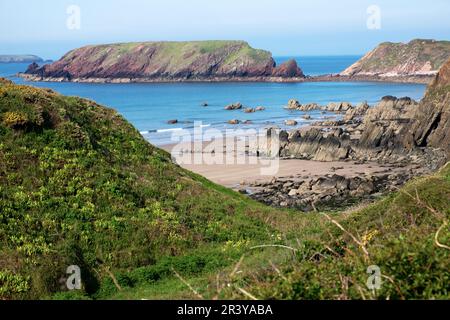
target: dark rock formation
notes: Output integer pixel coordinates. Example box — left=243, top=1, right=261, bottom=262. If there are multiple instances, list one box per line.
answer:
left=271, top=59, right=304, bottom=78
left=248, top=170, right=418, bottom=211
left=407, top=58, right=450, bottom=156
left=25, top=62, right=41, bottom=74
left=285, top=100, right=321, bottom=111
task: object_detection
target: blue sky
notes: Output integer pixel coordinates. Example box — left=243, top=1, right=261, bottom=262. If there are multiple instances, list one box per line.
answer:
left=1, top=0, right=449, bottom=59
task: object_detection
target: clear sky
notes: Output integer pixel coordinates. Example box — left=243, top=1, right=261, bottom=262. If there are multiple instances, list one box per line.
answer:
left=1, top=0, right=449, bottom=59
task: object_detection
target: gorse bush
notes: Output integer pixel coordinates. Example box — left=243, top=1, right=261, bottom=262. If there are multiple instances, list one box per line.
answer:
left=2, top=111, right=28, bottom=128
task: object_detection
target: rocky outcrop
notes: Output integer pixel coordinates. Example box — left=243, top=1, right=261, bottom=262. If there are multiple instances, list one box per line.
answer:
left=248, top=169, right=418, bottom=211
left=271, top=59, right=303, bottom=77
left=341, top=39, right=450, bottom=80
left=23, top=41, right=304, bottom=82
left=285, top=100, right=354, bottom=112
left=325, top=102, right=353, bottom=113
left=248, top=57, right=450, bottom=211
left=357, top=96, right=418, bottom=151
left=225, top=102, right=243, bottom=110
left=277, top=128, right=352, bottom=162
left=344, top=102, right=369, bottom=122
left=406, top=58, right=450, bottom=156
left=253, top=71, right=450, bottom=168
left=285, top=100, right=321, bottom=111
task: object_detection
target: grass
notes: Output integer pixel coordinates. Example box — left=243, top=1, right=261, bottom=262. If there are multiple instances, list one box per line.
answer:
left=86, top=165, right=450, bottom=300
left=0, top=78, right=448, bottom=300
left=62, top=41, right=273, bottom=74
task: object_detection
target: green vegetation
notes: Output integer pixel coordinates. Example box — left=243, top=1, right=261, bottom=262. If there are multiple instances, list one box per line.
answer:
left=0, top=80, right=448, bottom=300
left=0, top=80, right=281, bottom=299
left=110, top=165, right=450, bottom=300
left=65, top=40, right=272, bottom=71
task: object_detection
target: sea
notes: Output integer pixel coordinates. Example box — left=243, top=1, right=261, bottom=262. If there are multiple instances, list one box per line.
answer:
left=0, top=56, right=427, bottom=146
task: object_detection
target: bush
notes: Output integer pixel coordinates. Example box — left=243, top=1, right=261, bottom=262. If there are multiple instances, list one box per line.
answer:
left=0, top=270, right=30, bottom=299
left=2, top=111, right=28, bottom=128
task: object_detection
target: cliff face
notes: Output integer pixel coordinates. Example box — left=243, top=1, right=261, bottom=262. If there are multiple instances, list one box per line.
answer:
left=407, top=58, right=450, bottom=154
left=25, top=41, right=304, bottom=81
left=341, top=39, right=450, bottom=78
left=354, top=58, right=450, bottom=158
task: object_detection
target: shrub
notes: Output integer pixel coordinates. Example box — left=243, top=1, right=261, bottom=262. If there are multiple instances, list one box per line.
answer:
left=2, top=111, right=28, bottom=128
left=0, top=270, right=30, bottom=299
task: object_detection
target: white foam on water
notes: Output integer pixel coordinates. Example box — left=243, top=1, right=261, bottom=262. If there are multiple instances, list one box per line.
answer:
left=157, top=127, right=184, bottom=133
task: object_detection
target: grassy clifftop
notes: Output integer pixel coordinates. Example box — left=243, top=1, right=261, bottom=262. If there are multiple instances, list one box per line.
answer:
left=24, top=41, right=304, bottom=81
left=341, top=39, right=450, bottom=77
left=78, top=40, right=272, bottom=65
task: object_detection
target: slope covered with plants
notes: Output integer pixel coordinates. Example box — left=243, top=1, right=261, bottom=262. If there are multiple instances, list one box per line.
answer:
left=0, top=78, right=283, bottom=299
left=0, top=77, right=448, bottom=300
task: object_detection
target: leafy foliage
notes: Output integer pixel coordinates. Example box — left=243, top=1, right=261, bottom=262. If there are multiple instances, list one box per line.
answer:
left=0, top=79, right=448, bottom=300
left=0, top=80, right=277, bottom=299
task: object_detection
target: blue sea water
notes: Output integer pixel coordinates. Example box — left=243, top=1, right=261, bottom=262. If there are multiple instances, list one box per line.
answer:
left=0, top=58, right=427, bottom=146
left=275, top=56, right=361, bottom=76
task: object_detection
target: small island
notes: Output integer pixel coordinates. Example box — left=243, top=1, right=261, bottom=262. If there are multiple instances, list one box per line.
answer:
left=0, top=54, right=44, bottom=64
left=22, top=40, right=304, bottom=83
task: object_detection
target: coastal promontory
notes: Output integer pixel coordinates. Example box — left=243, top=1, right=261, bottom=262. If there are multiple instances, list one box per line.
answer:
left=340, top=39, right=450, bottom=81
left=23, top=41, right=304, bottom=82
left=0, top=55, right=44, bottom=63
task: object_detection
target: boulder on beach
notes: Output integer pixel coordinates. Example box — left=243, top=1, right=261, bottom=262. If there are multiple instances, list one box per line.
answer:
left=271, top=59, right=305, bottom=78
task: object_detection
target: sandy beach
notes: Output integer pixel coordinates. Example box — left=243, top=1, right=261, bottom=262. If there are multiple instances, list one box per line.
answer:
left=161, top=139, right=409, bottom=190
